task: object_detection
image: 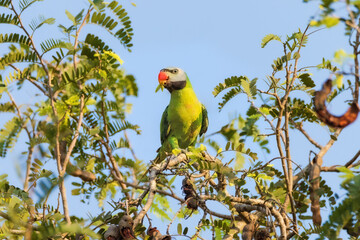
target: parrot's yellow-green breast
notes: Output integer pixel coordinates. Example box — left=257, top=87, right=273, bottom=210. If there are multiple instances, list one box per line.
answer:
left=167, top=78, right=203, bottom=148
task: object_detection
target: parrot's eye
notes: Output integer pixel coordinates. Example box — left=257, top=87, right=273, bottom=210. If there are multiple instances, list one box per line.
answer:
left=173, top=69, right=178, bottom=74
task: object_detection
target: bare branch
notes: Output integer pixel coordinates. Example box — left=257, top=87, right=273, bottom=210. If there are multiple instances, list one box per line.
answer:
left=290, top=119, right=322, bottom=149
left=134, top=168, right=157, bottom=226
left=293, top=129, right=341, bottom=185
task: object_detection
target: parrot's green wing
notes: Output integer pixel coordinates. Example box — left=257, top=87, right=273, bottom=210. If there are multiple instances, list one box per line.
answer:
left=160, top=105, right=171, bottom=144
left=200, top=104, right=208, bottom=136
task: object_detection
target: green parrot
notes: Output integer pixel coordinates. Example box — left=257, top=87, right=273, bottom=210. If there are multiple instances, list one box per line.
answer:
left=156, top=67, right=209, bottom=162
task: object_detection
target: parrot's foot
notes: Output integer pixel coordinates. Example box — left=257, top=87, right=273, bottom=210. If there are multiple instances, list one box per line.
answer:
left=171, top=148, right=184, bottom=156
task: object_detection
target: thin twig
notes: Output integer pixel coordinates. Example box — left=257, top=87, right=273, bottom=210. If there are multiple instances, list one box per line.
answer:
left=290, top=119, right=322, bottom=149
left=166, top=199, right=189, bottom=235
left=133, top=168, right=157, bottom=226
left=293, top=129, right=341, bottom=185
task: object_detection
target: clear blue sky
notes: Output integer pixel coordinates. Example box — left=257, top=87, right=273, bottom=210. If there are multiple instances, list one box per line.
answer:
left=1, top=0, right=359, bottom=239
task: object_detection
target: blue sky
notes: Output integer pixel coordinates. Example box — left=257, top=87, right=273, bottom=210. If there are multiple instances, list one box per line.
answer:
left=1, top=0, right=360, bottom=238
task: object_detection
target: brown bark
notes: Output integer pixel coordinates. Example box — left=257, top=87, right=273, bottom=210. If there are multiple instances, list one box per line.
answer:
left=309, top=156, right=322, bottom=226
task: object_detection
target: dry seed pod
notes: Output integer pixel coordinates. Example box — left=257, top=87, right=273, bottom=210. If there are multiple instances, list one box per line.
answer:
left=181, top=177, right=198, bottom=210
left=242, top=222, right=255, bottom=240
left=314, top=79, right=359, bottom=128
left=118, top=215, right=137, bottom=240
left=147, top=227, right=171, bottom=240
left=104, top=224, right=120, bottom=240
left=254, top=228, right=271, bottom=240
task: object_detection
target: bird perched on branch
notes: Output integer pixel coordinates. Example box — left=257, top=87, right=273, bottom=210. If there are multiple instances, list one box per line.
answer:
left=156, top=67, right=208, bottom=162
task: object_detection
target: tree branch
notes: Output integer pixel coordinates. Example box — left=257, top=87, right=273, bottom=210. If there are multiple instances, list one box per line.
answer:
left=290, top=119, right=322, bottom=149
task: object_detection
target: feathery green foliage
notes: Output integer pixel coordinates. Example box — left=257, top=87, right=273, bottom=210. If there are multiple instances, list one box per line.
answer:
left=0, top=0, right=138, bottom=238
left=319, top=172, right=360, bottom=239
left=87, top=0, right=133, bottom=50
left=261, top=33, right=282, bottom=48
left=0, top=0, right=11, bottom=8
left=0, top=13, right=19, bottom=26
left=213, top=75, right=257, bottom=110
left=29, top=15, right=55, bottom=33
left=40, top=38, right=69, bottom=55
left=0, top=33, right=31, bottom=46
left=18, top=0, right=42, bottom=13
left=0, top=117, right=22, bottom=157
left=0, top=49, right=38, bottom=70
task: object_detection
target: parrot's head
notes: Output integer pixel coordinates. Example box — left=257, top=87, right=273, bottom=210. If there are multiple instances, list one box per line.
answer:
left=158, top=67, right=187, bottom=92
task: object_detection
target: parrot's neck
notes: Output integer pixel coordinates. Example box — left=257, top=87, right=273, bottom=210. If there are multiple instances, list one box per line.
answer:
left=169, top=78, right=198, bottom=104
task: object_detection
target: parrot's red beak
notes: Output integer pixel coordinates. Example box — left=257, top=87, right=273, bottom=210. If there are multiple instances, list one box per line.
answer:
left=158, top=71, right=169, bottom=85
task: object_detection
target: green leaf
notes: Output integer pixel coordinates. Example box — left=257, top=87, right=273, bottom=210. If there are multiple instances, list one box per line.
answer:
left=338, top=166, right=354, bottom=180
left=155, top=84, right=164, bottom=92
left=65, top=95, right=80, bottom=106
left=65, top=10, right=76, bottom=25
left=335, top=75, right=343, bottom=88
left=0, top=117, right=22, bottom=157
left=86, top=158, right=95, bottom=171
left=177, top=223, right=182, bottom=235
left=0, top=13, right=20, bottom=26
left=293, top=52, right=300, bottom=59
left=81, top=33, right=111, bottom=58
left=322, top=16, right=340, bottom=28
left=75, top=9, right=85, bottom=23
left=40, top=38, right=69, bottom=54
left=0, top=33, right=31, bottom=46
left=172, top=148, right=181, bottom=155
left=98, top=69, right=107, bottom=79
left=261, top=34, right=282, bottom=48
left=29, top=16, right=55, bottom=33
left=250, top=78, right=257, bottom=97
left=0, top=0, right=11, bottom=8
left=218, top=87, right=242, bottom=111
left=103, top=50, right=124, bottom=65
left=168, top=175, right=176, bottom=186
left=257, top=173, right=273, bottom=181
left=235, top=152, right=245, bottom=170
left=70, top=187, right=82, bottom=195
left=88, top=0, right=105, bottom=11
left=310, top=16, right=340, bottom=28
left=0, top=49, right=38, bottom=70
left=298, top=73, right=315, bottom=88
left=0, top=102, right=15, bottom=113
left=107, top=120, right=140, bottom=136
left=225, top=141, right=231, bottom=151
left=241, top=79, right=251, bottom=98
left=107, top=1, right=133, bottom=49
left=19, top=0, right=42, bottom=13
left=213, top=76, right=246, bottom=97
left=330, top=135, right=337, bottom=141
left=333, top=49, right=354, bottom=65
